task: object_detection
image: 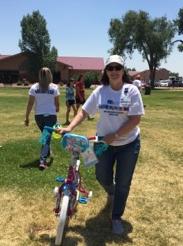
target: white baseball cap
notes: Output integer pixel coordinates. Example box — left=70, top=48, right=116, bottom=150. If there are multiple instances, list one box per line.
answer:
left=105, top=55, right=124, bottom=68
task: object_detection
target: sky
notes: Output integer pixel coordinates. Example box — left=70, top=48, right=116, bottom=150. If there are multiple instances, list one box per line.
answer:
left=1, top=0, right=183, bottom=76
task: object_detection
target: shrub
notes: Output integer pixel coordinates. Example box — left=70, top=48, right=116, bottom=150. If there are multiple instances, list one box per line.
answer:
left=84, top=72, right=100, bottom=88
left=17, top=81, right=23, bottom=86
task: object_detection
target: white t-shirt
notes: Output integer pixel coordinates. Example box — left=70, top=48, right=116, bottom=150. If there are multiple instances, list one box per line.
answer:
left=133, top=79, right=142, bottom=89
left=29, top=83, right=60, bottom=115
left=82, top=83, right=145, bottom=146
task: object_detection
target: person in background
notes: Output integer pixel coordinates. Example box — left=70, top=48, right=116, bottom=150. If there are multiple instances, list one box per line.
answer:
left=24, top=67, right=60, bottom=170
left=58, top=55, right=145, bottom=235
left=75, top=74, right=94, bottom=120
left=64, top=79, right=77, bottom=125
left=75, top=74, right=85, bottom=113
left=133, top=74, right=142, bottom=92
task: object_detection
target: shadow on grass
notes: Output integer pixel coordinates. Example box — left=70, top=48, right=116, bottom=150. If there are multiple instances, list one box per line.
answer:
left=19, top=157, right=54, bottom=169
left=37, top=235, right=55, bottom=246
left=36, top=201, right=133, bottom=246
left=19, top=159, right=40, bottom=169
left=64, top=203, right=133, bottom=246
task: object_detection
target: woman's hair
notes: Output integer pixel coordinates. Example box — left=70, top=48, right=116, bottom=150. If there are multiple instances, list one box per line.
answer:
left=38, top=67, right=53, bottom=90
left=100, top=67, right=132, bottom=85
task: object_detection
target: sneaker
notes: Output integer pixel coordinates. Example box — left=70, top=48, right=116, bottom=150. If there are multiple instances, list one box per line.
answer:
left=39, top=161, right=48, bottom=170
left=112, top=219, right=124, bottom=235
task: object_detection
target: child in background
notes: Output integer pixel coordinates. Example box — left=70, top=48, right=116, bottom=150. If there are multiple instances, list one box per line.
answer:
left=133, top=74, right=142, bottom=92
left=64, top=79, right=77, bottom=125
left=75, top=74, right=85, bottom=113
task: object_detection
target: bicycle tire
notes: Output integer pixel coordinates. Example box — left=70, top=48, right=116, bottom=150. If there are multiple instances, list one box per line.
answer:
left=55, top=195, right=69, bottom=246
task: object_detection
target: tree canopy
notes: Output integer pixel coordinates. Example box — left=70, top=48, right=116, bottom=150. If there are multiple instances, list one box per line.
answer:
left=108, top=10, right=176, bottom=87
left=19, top=10, right=58, bottom=78
left=173, top=8, right=183, bottom=51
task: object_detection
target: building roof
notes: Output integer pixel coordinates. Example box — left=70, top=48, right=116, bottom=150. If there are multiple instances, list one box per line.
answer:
left=0, top=52, right=30, bottom=61
left=57, top=56, right=104, bottom=70
left=128, top=70, right=141, bottom=77
left=0, top=55, right=10, bottom=60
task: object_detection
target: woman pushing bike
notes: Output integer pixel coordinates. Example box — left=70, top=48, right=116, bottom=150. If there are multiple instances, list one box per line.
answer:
left=58, top=55, right=145, bottom=235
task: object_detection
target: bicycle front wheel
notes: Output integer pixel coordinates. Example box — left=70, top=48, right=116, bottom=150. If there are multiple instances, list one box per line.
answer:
left=55, top=195, right=69, bottom=246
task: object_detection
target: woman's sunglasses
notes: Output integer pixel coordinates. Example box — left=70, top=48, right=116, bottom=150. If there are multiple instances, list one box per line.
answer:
left=106, top=65, right=123, bottom=71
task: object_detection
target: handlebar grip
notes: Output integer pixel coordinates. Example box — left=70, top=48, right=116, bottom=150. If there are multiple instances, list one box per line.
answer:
left=88, top=136, right=97, bottom=141
left=88, top=136, right=104, bottom=142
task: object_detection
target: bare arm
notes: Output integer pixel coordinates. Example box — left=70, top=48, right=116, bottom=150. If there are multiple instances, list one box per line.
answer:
left=104, top=115, right=141, bottom=144
left=25, top=95, right=35, bottom=126
left=55, top=96, right=60, bottom=112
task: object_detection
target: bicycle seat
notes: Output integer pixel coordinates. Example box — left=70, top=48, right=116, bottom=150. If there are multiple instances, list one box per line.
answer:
left=61, top=133, right=89, bottom=153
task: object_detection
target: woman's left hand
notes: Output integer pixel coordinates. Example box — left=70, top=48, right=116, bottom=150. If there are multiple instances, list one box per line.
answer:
left=56, top=127, right=72, bottom=135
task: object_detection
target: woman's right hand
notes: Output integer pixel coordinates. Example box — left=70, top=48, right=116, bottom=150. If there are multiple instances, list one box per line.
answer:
left=24, top=119, right=29, bottom=126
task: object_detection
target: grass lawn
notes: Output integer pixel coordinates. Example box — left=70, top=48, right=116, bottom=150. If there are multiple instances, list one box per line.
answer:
left=0, top=87, right=182, bottom=246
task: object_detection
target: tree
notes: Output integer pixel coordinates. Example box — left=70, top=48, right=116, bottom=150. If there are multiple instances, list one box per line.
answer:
left=173, top=8, right=183, bottom=51
left=127, top=68, right=136, bottom=71
left=108, top=11, right=176, bottom=87
left=19, top=10, right=58, bottom=79
left=84, top=72, right=100, bottom=88
left=169, top=72, right=179, bottom=78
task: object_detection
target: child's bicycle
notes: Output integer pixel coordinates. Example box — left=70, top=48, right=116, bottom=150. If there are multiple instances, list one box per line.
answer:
left=40, top=126, right=108, bottom=246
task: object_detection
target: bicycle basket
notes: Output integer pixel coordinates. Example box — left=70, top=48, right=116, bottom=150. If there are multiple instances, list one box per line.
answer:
left=61, top=133, right=89, bottom=153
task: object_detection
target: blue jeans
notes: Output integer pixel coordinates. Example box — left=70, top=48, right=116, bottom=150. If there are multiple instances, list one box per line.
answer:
left=35, top=114, right=57, bottom=162
left=95, top=135, right=140, bottom=219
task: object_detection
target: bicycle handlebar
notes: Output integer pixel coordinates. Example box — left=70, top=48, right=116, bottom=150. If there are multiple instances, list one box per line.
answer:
left=39, top=124, right=61, bottom=145
left=39, top=125, right=108, bottom=161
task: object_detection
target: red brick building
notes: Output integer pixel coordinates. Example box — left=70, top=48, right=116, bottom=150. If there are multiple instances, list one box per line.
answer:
left=0, top=52, right=104, bottom=84
left=129, top=68, right=170, bottom=83
left=56, top=56, right=104, bottom=83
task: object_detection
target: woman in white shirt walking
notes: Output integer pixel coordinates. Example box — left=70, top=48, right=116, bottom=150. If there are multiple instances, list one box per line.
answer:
left=58, top=55, right=144, bottom=235
left=25, top=67, right=60, bottom=170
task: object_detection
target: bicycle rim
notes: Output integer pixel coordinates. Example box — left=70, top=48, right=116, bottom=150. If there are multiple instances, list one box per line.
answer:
left=55, top=195, right=69, bottom=246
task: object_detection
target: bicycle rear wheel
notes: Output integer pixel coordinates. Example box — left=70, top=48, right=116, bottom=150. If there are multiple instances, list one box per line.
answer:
left=55, top=195, right=69, bottom=246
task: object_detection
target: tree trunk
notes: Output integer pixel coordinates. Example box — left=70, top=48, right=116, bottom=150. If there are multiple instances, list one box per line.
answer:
left=149, top=66, right=156, bottom=88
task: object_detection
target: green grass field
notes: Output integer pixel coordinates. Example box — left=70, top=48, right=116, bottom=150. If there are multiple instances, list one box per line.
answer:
left=0, top=87, right=182, bottom=246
